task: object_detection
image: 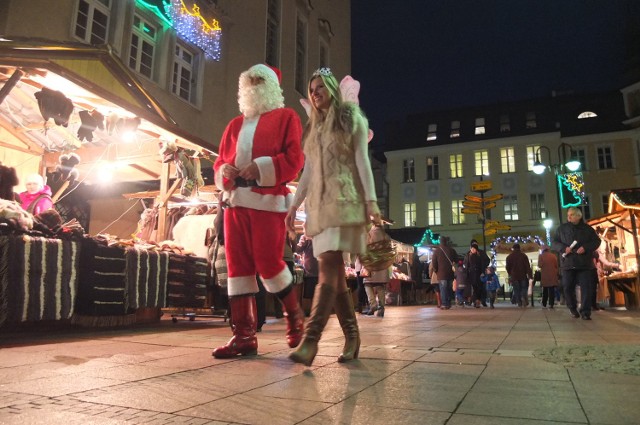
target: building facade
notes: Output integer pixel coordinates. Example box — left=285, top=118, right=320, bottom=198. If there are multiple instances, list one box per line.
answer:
left=0, top=0, right=351, bottom=151
left=384, top=90, right=640, bottom=250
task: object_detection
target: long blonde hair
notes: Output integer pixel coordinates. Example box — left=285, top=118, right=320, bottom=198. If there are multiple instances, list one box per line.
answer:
left=306, top=72, right=343, bottom=133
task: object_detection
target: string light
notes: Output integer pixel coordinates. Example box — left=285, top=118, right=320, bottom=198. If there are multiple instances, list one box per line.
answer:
left=489, top=235, right=546, bottom=266
left=167, top=0, right=222, bottom=60
left=414, top=227, right=440, bottom=247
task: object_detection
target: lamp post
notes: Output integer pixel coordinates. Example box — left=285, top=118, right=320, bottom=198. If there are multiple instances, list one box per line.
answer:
left=543, top=217, right=553, bottom=246
left=533, top=143, right=581, bottom=224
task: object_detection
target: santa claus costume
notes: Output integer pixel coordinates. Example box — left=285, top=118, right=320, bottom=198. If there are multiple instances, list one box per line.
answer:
left=212, top=64, right=304, bottom=358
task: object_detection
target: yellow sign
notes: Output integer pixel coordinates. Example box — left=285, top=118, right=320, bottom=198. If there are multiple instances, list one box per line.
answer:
left=483, top=202, right=497, bottom=210
left=483, top=194, right=504, bottom=203
left=464, top=194, right=483, bottom=202
left=463, top=200, right=482, bottom=208
left=461, top=207, right=483, bottom=215
left=484, top=228, right=497, bottom=235
left=471, top=180, right=492, bottom=192
left=492, top=224, right=512, bottom=230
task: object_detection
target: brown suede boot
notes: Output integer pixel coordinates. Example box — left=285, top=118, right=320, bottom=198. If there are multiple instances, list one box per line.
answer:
left=277, top=284, right=304, bottom=348
left=212, top=295, right=258, bottom=358
left=289, top=284, right=336, bottom=366
left=334, top=289, right=360, bottom=363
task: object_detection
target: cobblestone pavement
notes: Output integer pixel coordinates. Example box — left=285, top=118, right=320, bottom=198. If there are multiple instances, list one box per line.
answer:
left=1, top=302, right=640, bottom=424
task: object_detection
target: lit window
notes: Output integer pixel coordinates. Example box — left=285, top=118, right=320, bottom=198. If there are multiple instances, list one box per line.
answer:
left=427, top=124, right=437, bottom=141
left=475, top=117, right=485, bottom=135
left=526, top=145, right=540, bottom=171
left=427, top=201, right=441, bottom=225
left=449, top=154, right=463, bottom=178
left=403, top=159, right=415, bottom=183
left=474, top=150, right=489, bottom=176
left=404, top=203, right=417, bottom=227
left=130, top=14, right=156, bottom=79
left=452, top=200, right=465, bottom=224
left=504, top=195, right=519, bottom=221
left=75, top=0, right=110, bottom=45
left=578, top=111, right=597, bottom=119
left=450, top=120, right=460, bottom=138
left=500, top=147, right=516, bottom=173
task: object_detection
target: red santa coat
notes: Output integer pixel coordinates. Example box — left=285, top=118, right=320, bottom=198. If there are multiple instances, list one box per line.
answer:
left=213, top=108, right=303, bottom=296
left=214, top=108, right=303, bottom=212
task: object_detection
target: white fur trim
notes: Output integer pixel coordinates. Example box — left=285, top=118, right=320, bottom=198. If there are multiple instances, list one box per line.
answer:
left=261, top=266, right=292, bottom=293
left=227, top=188, right=293, bottom=212
left=214, top=165, right=227, bottom=190
left=228, top=275, right=259, bottom=296
left=248, top=64, right=278, bottom=85
left=254, top=156, right=276, bottom=187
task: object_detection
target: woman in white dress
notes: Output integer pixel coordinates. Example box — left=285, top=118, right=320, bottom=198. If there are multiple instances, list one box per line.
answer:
left=285, top=68, right=380, bottom=366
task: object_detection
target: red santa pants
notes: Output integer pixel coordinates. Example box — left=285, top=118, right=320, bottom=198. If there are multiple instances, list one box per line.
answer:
left=224, top=206, right=292, bottom=296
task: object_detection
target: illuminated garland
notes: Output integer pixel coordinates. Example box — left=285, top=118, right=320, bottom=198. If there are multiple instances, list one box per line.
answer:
left=414, top=227, right=440, bottom=247
left=136, top=0, right=222, bottom=60
left=489, top=235, right=545, bottom=266
left=167, top=0, right=222, bottom=60
left=557, top=172, right=585, bottom=209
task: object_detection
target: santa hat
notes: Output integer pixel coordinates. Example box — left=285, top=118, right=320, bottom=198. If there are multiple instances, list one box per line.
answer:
left=247, top=64, right=282, bottom=85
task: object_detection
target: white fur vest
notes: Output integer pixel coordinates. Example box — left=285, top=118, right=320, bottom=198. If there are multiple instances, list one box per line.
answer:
left=303, top=102, right=368, bottom=236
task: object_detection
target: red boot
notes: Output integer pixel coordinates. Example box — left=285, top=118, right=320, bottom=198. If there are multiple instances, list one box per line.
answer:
left=277, top=284, right=304, bottom=348
left=212, top=294, right=258, bottom=358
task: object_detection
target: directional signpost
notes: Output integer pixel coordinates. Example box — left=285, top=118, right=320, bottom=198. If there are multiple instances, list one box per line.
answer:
left=465, top=179, right=506, bottom=252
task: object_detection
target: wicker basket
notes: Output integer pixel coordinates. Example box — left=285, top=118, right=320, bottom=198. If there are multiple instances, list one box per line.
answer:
left=360, top=239, right=396, bottom=271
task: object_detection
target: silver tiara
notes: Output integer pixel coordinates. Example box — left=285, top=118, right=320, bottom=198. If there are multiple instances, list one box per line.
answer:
left=313, top=67, right=332, bottom=77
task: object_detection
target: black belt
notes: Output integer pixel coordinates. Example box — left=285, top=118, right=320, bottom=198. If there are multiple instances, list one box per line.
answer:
left=235, top=177, right=285, bottom=188
left=235, top=177, right=259, bottom=187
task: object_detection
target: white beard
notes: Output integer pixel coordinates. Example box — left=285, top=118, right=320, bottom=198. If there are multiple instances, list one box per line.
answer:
left=238, top=78, right=284, bottom=118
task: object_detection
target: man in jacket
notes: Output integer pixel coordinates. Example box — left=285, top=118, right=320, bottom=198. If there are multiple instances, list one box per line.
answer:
left=506, top=243, right=533, bottom=307
left=431, top=236, right=458, bottom=309
left=552, top=207, right=601, bottom=320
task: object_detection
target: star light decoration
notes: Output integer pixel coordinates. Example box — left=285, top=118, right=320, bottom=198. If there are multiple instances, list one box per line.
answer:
left=557, top=172, right=585, bottom=209
left=166, top=0, right=222, bottom=61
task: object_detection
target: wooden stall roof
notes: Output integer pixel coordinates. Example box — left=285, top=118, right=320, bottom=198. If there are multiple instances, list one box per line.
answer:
left=0, top=37, right=216, bottom=185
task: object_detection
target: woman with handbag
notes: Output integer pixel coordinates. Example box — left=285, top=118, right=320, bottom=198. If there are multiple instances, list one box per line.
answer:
left=362, top=224, right=392, bottom=317
left=285, top=68, right=380, bottom=366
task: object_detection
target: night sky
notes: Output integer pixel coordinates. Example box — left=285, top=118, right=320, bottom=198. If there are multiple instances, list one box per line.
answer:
left=351, top=0, right=640, bottom=149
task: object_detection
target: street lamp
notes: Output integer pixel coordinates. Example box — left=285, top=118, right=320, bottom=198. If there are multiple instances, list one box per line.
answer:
left=543, top=217, right=553, bottom=246
left=533, top=143, right=581, bottom=224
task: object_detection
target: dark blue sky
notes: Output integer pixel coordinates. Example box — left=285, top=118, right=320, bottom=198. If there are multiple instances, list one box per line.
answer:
left=351, top=0, right=638, bottom=148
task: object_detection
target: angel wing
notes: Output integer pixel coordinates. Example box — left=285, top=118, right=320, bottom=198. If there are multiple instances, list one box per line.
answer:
left=339, top=76, right=361, bottom=104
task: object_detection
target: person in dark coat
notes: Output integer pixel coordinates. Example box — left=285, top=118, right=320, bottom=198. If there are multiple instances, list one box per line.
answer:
left=506, top=243, right=533, bottom=307
left=432, top=236, right=458, bottom=309
left=552, top=207, right=601, bottom=320
left=464, top=242, right=485, bottom=308
left=537, top=246, right=559, bottom=308
left=468, top=239, right=490, bottom=306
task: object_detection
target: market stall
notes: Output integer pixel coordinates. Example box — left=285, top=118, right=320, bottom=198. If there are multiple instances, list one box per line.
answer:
left=587, top=188, right=640, bottom=310
left=0, top=40, right=219, bottom=327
